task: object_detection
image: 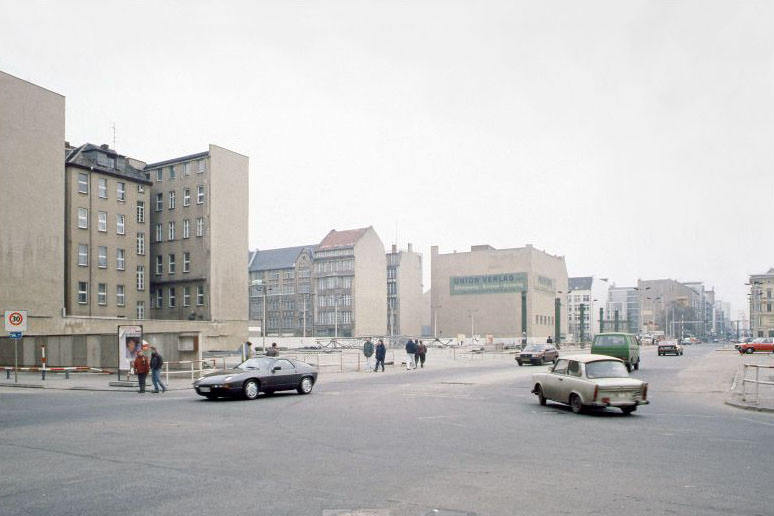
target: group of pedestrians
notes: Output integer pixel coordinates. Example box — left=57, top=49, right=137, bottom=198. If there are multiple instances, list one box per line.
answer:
left=405, top=339, right=427, bottom=370
left=361, top=337, right=427, bottom=372
left=362, top=337, right=387, bottom=372
left=133, top=345, right=167, bottom=393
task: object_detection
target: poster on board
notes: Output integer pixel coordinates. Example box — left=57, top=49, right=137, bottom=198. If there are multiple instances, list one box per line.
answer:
left=118, top=325, right=143, bottom=371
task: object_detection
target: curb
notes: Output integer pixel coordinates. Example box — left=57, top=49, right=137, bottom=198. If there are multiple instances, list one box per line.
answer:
left=724, top=398, right=774, bottom=413
left=0, top=383, right=190, bottom=393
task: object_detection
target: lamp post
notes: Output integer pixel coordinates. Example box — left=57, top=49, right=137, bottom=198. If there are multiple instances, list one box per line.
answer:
left=556, top=290, right=572, bottom=347
left=433, top=305, right=442, bottom=339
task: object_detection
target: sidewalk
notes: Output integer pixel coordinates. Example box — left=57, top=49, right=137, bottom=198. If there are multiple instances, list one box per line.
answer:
left=725, top=351, right=774, bottom=413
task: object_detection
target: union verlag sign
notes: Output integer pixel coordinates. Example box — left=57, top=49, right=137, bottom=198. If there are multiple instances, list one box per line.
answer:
left=450, top=273, right=527, bottom=295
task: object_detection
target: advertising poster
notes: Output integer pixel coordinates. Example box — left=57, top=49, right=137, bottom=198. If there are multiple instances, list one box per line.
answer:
left=118, top=325, right=143, bottom=371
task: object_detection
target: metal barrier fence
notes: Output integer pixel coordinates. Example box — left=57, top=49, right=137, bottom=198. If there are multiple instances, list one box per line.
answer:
left=282, top=351, right=397, bottom=372
left=741, top=363, right=774, bottom=403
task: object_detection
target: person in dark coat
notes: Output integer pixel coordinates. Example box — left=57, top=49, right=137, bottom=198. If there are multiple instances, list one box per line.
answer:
left=546, top=336, right=553, bottom=345
left=266, top=342, right=279, bottom=357
left=150, top=346, right=167, bottom=393
left=405, top=339, right=417, bottom=370
left=417, top=340, right=427, bottom=368
left=133, top=351, right=150, bottom=393
left=363, top=337, right=374, bottom=372
left=374, top=339, right=386, bottom=372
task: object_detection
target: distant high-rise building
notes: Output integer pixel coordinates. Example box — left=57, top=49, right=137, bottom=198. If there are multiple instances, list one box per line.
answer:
left=567, top=276, right=609, bottom=341
left=386, top=243, right=424, bottom=337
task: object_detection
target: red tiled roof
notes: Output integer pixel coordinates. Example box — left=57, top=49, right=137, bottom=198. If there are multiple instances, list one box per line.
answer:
left=318, top=227, right=369, bottom=249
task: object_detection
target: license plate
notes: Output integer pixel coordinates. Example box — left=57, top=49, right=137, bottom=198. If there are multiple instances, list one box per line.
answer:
left=199, top=386, right=211, bottom=393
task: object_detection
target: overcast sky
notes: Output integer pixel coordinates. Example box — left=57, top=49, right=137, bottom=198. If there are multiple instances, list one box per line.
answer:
left=1, top=0, right=771, bottom=317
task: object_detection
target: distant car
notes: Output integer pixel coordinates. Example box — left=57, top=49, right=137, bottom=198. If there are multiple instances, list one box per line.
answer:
left=658, top=340, right=683, bottom=356
left=515, top=344, right=559, bottom=366
left=193, top=357, right=317, bottom=400
left=531, top=354, right=649, bottom=415
left=736, top=338, right=774, bottom=354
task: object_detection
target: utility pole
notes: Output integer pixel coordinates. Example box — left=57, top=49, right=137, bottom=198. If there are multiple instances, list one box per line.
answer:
left=579, top=303, right=586, bottom=343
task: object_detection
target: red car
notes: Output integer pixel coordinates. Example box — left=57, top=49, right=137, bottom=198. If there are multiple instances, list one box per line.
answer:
left=516, top=344, right=559, bottom=366
left=736, top=338, right=774, bottom=354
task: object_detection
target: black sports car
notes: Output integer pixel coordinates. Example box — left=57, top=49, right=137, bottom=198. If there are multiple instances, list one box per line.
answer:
left=193, top=357, right=317, bottom=400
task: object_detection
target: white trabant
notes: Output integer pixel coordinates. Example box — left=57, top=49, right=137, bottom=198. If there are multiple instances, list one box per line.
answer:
left=531, top=354, right=649, bottom=415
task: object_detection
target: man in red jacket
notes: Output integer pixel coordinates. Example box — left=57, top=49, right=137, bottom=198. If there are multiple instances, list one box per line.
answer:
left=134, top=351, right=150, bottom=393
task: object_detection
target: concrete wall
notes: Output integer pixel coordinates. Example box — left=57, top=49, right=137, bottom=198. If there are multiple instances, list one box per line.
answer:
left=353, top=228, right=387, bottom=336
left=0, top=71, right=66, bottom=320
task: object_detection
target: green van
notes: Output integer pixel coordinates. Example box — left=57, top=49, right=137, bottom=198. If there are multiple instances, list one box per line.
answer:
left=590, top=333, right=641, bottom=372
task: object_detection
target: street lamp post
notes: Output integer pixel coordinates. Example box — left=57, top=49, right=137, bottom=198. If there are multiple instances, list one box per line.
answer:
left=433, top=305, right=442, bottom=339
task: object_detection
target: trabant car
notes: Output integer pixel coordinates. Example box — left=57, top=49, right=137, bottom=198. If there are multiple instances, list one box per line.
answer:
left=531, top=354, right=649, bottom=415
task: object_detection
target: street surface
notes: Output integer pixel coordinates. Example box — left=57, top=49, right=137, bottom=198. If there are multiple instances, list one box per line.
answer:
left=2, top=345, right=773, bottom=516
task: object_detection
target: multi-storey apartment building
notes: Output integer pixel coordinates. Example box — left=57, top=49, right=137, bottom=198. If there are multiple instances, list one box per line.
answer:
left=749, top=268, right=774, bottom=338
left=314, top=227, right=387, bottom=337
left=386, top=243, right=424, bottom=337
left=566, top=276, right=609, bottom=341
left=248, top=245, right=316, bottom=336
left=144, top=146, right=249, bottom=329
left=64, top=144, right=152, bottom=318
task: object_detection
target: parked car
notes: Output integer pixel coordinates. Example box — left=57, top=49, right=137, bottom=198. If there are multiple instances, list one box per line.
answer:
left=658, top=340, right=683, bottom=356
left=531, top=354, right=649, bottom=415
left=193, top=357, right=317, bottom=400
left=590, top=333, right=641, bottom=372
left=515, top=344, right=559, bottom=366
left=736, top=338, right=774, bottom=354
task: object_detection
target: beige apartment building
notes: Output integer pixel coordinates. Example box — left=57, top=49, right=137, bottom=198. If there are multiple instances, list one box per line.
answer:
left=314, top=227, right=387, bottom=337
left=0, top=71, right=66, bottom=319
left=64, top=144, right=152, bottom=318
left=144, top=146, right=249, bottom=337
left=431, top=244, right=568, bottom=340
left=387, top=243, right=424, bottom=337
left=749, top=268, right=774, bottom=338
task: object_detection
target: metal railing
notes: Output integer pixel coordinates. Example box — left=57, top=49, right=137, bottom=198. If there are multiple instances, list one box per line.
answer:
left=741, top=364, right=774, bottom=403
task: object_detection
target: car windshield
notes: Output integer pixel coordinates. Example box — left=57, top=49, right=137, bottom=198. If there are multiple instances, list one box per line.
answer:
left=586, top=360, right=630, bottom=379
left=523, top=345, right=545, bottom=352
left=235, top=358, right=274, bottom=370
left=594, top=335, right=627, bottom=347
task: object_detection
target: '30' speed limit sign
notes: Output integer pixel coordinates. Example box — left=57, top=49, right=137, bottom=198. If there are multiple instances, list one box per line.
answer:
left=5, top=310, right=28, bottom=332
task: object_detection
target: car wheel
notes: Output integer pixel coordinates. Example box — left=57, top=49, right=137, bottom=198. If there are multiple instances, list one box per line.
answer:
left=621, top=406, right=636, bottom=415
left=658, top=352, right=662, bottom=356
left=634, top=360, right=640, bottom=371
left=536, top=385, right=547, bottom=406
left=625, top=362, right=632, bottom=373
left=570, top=394, right=584, bottom=414
left=243, top=379, right=259, bottom=400
left=746, top=347, right=754, bottom=354
left=297, top=376, right=314, bottom=395
left=517, top=360, right=522, bottom=366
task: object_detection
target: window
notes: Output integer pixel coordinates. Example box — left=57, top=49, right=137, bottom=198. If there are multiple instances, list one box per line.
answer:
left=116, top=214, right=125, bottom=235
left=168, top=221, right=175, bottom=241
left=78, top=208, right=88, bottom=228
left=136, top=201, right=145, bottom=223
left=183, top=219, right=190, bottom=239
left=136, top=265, right=145, bottom=290
left=183, top=287, right=191, bottom=306
left=183, top=252, right=190, bottom=273
left=155, top=193, right=163, bottom=211
left=198, top=159, right=206, bottom=173
left=552, top=359, right=569, bottom=375
left=155, top=223, right=163, bottom=242
left=98, top=211, right=107, bottom=232
left=156, top=169, right=163, bottom=182
left=117, top=248, right=125, bottom=270
left=196, top=217, right=204, bottom=237
left=155, top=255, right=163, bottom=275
left=136, top=301, right=145, bottom=320
left=97, top=283, right=107, bottom=305
left=183, top=162, right=191, bottom=176
left=168, top=191, right=176, bottom=209
left=169, top=165, right=176, bottom=180
left=116, top=284, right=125, bottom=306
left=117, top=182, right=126, bottom=201
left=78, top=281, right=88, bottom=304
left=197, top=185, right=205, bottom=204
left=78, top=244, right=88, bottom=266
left=98, top=178, right=107, bottom=198
left=197, top=285, right=205, bottom=305
left=136, top=232, right=145, bottom=255
left=568, top=361, right=582, bottom=377
left=168, top=254, right=176, bottom=274
left=183, top=188, right=191, bottom=206
left=98, top=246, right=107, bottom=268
left=78, top=172, right=89, bottom=194
left=138, top=184, right=144, bottom=193
left=168, top=287, right=176, bottom=307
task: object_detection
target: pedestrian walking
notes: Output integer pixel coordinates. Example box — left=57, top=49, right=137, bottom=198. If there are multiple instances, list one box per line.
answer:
left=266, top=342, right=279, bottom=357
left=413, top=339, right=420, bottom=368
left=363, top=337, right=374, bottom=372
left=417, top=340, right=427, bottom=368
left=150, top=346, right=167, bottom=393
left=405, top=339, right=417, bottom=370
left=133, top=350, right=150, bottom=393
left=374, top=339, right=386, bottom=372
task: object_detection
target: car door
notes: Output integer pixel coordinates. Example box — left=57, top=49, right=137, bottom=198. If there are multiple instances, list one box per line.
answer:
left=268, top=359, right=299, bottom=390
left=544, top=359, right=569, bottom=401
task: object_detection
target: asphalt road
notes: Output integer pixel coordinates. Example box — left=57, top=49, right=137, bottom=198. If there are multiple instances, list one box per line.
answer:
left=2, top=345, right=773, bottom=516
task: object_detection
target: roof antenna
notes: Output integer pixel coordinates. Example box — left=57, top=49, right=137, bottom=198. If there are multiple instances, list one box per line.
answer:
left=112, top=122, right=116, bottom=153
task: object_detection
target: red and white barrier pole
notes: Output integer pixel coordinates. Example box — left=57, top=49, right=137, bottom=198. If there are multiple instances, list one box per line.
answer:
left=41, top=343, right=46, bottom=380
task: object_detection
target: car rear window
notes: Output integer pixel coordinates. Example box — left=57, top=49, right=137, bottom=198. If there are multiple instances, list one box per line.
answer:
left=586, top=360, right=629, bottom=378
left=594, top=335, right=627, bottom=347
left=524, top=345, right=545, bottom=352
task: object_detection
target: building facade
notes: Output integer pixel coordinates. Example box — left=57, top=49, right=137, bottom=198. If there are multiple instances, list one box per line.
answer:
left=64, top=144, right=152, bottom=319
left=637, top=279, right=703, bottom=338
left=386, top=243, right=424, bottom=337
left=430, top=244, right=568, bottom=340
left=749, top=268, right=774, bottom=338
left=566, top=276, right=609, bottom=341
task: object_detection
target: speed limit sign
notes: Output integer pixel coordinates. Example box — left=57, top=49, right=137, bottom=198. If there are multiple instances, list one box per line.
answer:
left=5, top=310, right=28, bottom=332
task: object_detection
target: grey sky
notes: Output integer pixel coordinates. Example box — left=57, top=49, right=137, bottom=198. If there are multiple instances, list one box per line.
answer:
left=1, top=0, right=771, bottom=316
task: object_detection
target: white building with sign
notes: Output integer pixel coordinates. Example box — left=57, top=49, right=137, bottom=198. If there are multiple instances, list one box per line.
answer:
left=430, top=244, right=568, bottom=341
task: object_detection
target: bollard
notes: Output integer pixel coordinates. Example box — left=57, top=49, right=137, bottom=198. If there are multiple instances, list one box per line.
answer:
left=6, top=369, right=9, bottom=379
left=65, top=370, right=70, bottom=380
left=42, top=369, right=46, bottom=380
